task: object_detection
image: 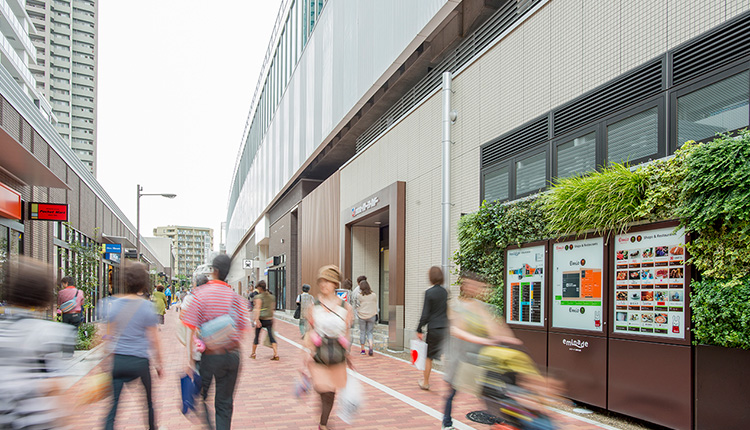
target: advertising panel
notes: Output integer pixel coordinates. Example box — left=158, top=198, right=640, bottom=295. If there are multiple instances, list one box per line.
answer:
left=506, top=245, right=545, bottom=327
left=28, top=202, right=68, bottom=221
left=552, top=237, right=604, bottom=332
left=612, top=227, right=686, bottom=339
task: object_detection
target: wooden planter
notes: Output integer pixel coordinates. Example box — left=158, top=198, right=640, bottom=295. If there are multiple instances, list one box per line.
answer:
left=695, top=344, right=750, bottom=429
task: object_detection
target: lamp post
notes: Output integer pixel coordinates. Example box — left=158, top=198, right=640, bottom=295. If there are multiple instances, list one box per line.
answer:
left=136, top=184, right=176, bottom=263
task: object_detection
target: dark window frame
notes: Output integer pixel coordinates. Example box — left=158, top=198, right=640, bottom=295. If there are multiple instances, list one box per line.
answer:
left=669, top=60, right=750, bottom=152
left=480, top=162, right=511, bottom=204
left=552, top=124, right=600, bottom=181
left=514, top=145, right=550, bottom=199
left=603, top=95, right=666, bottom=166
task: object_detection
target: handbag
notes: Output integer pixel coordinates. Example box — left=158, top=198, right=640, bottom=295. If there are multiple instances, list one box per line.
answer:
left=60, top=290, right=81, bottom=313
left=293, top=303, right=301, bottom=319
left=313, top=334, right=348, bottom=365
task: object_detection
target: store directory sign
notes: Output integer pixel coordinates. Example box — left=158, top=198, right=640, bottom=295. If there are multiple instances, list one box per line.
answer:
left=552, top=237, right=604, bottom=332
left=506, top=245, right=545, bottom=327
left=613, top=227, right=686, bottom=339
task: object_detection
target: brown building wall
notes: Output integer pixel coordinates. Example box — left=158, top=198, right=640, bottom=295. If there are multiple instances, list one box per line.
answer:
left=299, top=171, right=340, bottom=295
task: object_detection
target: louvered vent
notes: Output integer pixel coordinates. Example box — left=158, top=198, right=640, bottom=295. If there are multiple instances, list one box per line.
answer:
left=552, top=59, right=663, bottom=137
left=481, top=116, right=548, bottom=168
left=355, top=0, right=540, bottom=153
left=672, top=11, right=750, bottom=86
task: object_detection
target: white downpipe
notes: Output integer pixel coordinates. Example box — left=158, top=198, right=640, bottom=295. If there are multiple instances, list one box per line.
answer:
left=441, top=72, right=452, bottom=285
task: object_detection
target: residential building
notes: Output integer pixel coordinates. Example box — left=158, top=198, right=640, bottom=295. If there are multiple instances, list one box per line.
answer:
left=153, top=225, right=213, bottom=277
left=26, top=0, right=98, bottom=175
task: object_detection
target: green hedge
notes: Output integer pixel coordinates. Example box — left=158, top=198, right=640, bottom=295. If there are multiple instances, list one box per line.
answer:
left=457, top=130, right=750, bottom=349
left=76, top=322, right=97, bottom=351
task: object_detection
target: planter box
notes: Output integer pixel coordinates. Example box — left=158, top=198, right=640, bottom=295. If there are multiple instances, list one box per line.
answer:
left=695, top=344, right=750, bottom=429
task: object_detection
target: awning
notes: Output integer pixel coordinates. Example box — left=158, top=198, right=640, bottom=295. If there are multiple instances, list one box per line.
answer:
left=102, top=234, right=136, bottom=249
left=0, top=125, right=68, bottom=189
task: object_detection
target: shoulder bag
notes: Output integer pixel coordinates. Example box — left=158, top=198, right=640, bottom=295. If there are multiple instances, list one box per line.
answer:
left=312, top=299, right=348, bottom=365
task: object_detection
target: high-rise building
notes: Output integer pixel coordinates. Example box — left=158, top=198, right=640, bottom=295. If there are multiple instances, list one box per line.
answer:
left=153, top=226, right=213, bottom=277
left=26, top=0, right=98, bottom=175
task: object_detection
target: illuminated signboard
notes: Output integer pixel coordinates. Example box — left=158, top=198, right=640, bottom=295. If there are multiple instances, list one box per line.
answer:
left=28, top=202, right=68, bottom=221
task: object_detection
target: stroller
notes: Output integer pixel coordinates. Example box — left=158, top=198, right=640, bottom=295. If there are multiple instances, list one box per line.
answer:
left=472, top=345, right=557, bottom=430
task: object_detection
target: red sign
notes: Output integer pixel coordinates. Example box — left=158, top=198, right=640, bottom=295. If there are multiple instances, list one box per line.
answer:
left=28, top=202, right=68, bottom=221
left=0, top=182, right=21, bottom=220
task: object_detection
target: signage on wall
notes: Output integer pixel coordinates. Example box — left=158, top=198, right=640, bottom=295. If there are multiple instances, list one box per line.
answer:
left=104, top=252, right=121, bottom=264
left=505, top=245, right=546, bottom=327
left=243, top=259, right=253, bottom=269
left=351, top=197, right=379, bottom=217
left=552, top=237, right=604, bottom=332
left=0, top=182, right=21, bottom=220
left=28, top=202, right=68, bottom=221
left=102, top=243, right=122, bottom=254
left=612, top=226, right=686, bottom=339
left=562, top=338, right=590, bottom=353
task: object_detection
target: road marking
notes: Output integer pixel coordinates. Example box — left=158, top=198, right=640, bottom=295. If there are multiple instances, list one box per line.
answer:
left=275, top=332, right=477, bottom=430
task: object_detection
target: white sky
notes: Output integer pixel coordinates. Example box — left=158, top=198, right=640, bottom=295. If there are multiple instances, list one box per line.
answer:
left=97, top=0, right=283, bottom=251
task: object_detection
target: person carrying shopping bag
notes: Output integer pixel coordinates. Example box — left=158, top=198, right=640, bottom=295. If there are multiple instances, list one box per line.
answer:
left=304, top=265, right=353, bottom=430
left=104, top=262, right=164, bottom=430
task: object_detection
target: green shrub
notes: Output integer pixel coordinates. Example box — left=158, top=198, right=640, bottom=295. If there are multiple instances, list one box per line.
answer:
left=454, top=197, right=547, bottom=310
left=543, top=163, right=647, bottom=238
left=691, top=277, right=750, bottom=349
left=76, top=322, right=97, bottom=351
left=636, top=142, right=697, bottom=221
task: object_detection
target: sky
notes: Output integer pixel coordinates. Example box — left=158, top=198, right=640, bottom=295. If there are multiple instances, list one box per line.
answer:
left=97, top=0, right=283, bottom=251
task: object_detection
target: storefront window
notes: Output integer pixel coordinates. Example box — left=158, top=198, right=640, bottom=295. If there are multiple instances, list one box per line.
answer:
left=607, top=107, right=659, bottom=164
left=677, top=71, right=749, bottom=146
left=557, top=132, right=596, bottom=179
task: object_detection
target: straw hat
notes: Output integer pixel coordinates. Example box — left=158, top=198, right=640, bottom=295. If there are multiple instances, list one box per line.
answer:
left=317, top=264, right=342, bottom=285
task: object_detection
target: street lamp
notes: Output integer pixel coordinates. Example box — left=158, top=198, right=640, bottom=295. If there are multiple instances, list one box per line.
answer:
left=136, top=184, right=176, bottom=263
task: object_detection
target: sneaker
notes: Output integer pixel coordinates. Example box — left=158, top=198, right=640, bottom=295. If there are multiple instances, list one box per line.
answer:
left=441, top=426, right=456, bottom=430
left=368, top=348, right=373, bottom=356
left=360, top=350, right=366, bottom=355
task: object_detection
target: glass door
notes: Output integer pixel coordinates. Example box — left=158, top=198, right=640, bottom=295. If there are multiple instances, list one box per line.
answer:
left=379, top=248, right=389, bottom=323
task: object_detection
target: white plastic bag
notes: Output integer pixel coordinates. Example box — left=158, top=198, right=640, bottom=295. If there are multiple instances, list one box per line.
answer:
left=410, top=339, right=427, bottom=371
left=337, top=374, right=364, bottom=424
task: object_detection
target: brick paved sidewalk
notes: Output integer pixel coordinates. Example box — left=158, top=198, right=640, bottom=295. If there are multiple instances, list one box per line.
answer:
left=67, top=307, right=609, bottom=430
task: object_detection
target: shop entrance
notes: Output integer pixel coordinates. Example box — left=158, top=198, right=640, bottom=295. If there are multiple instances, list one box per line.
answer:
left=268, top=255, right=286, bottom=310
left=343, top=181, right=405, bottom=350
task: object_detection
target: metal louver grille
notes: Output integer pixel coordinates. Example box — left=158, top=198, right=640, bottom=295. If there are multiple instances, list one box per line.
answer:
left=672, top=12, right=750, bottom=86
left=481, top=116, right=548, bottom=168
left=355, top=0, right=541, bottom=153
left=553, top=59, right=663, bottom=137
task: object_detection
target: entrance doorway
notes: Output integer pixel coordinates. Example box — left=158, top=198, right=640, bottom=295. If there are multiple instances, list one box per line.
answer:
left=379, top=225, right=389, bottom=324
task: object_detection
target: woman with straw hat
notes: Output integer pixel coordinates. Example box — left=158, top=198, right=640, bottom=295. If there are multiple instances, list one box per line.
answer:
left=304, top=265, right=353, bottom=430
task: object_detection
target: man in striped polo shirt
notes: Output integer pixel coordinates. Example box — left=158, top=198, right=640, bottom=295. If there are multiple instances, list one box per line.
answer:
left=181, top=254, right=248, bottom=430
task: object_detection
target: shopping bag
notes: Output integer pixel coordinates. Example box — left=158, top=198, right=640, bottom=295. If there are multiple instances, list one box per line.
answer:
left=76, top=372, right=112, bottom=405
left=410, top=339, right=427, bottom=371
left=180, top=372, right=202, bottom=414
left=337, top=374, right=363, bottom=424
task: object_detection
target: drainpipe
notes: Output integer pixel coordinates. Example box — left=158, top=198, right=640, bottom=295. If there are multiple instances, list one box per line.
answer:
left=441, top=72, right=452, bottom=286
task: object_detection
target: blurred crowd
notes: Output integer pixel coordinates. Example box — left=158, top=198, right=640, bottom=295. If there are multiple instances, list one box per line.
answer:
left=0, top=255, right=564, bottom=430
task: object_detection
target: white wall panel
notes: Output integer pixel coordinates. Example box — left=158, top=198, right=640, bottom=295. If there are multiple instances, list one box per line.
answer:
left=227, top=0, right=454, bottom=253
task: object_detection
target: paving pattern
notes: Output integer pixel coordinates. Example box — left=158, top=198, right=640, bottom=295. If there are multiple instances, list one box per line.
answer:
left=66, top=308, right=609, bottom=430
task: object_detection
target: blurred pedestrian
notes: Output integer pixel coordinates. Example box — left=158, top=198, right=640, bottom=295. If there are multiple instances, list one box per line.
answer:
left=58, top=275, right=84, bottom=328
left=355, top=280, right=378, bottom=356
left=181, top=255, right=249, bottom=430
left=152, top=284, right=168, bottom=325
left=0, top=257, right=76, bottom=429
left=416, top=266, right=449, bottom=390
left=305, top=265, right=353, bottom=430
left=296, top=283, right=314, bottom=337
left=251, top=280, right=279, bottom=360
left=441, top=271, right=521, bottom=430
left=105, top=262, right=164, bottom=430
left=165, top=284, right=172, bottom=310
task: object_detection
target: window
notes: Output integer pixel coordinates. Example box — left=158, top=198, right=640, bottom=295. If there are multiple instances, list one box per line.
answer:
left=676, top=71, right=749, bottom=146
left=556, top=131, right=597, bottom=179
left=607, top=106, right=660, bottom=164
left=482, top=165, right=509, bottom=203
left=516, top=151, right=547, bottom=196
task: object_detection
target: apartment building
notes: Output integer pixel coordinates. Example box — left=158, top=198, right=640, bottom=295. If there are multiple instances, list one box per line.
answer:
left=26, top=0, right=98, bottom=175
left=153, top=225, right=213, bottom=277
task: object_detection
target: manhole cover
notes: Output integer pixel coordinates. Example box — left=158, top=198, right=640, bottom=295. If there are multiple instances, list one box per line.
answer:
left=466, top=410, right=501, bottom=424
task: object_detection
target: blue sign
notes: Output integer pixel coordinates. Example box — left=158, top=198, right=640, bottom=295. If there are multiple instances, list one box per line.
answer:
left=104, top=243, right=122, bottom=253
left=335, top=289, right=349, bottom=302
left=104, top=252, right=121, bottom=264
